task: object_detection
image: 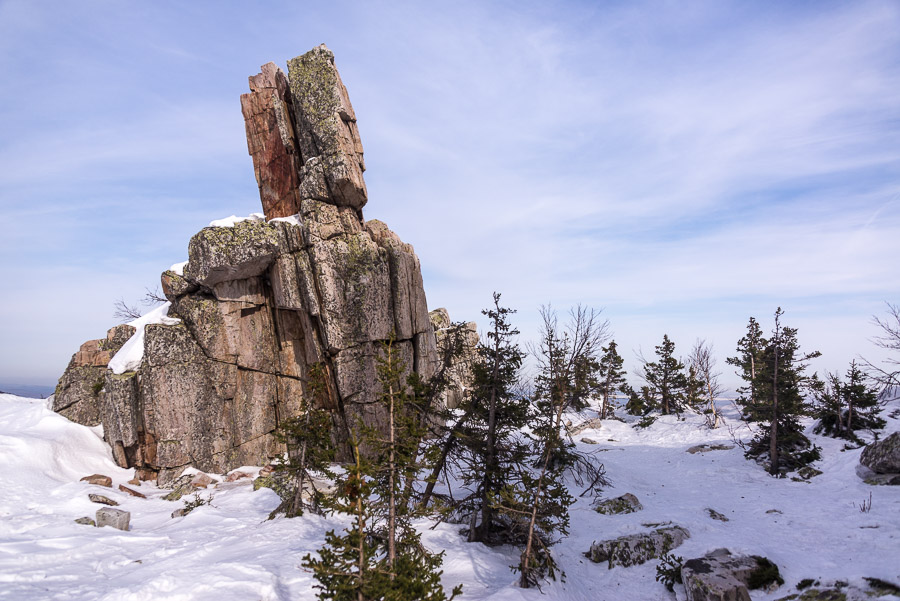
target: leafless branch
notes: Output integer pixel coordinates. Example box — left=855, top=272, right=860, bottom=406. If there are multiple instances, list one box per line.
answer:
left=113, top=298, right=142, bottom=322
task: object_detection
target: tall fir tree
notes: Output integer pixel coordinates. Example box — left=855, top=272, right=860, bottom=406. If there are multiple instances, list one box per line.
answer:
left=303, top=339, right=461, bottom=601
left=641, top=334, right=688, bottom=415
left=726, top=317, right=767, bottom=416
left=731, top=308, right=822, bottom=475
left=596, top=340, right=628, bottom=419
left=456, top=293, right=531, bottom=544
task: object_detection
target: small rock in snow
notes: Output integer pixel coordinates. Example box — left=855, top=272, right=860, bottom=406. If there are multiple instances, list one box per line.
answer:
left=118, top=484, right=146, bottom=498
left=74, top=516, right=96, bottom=527
left=191, top=472, right=217, bottom=488
left=88, top=494, right=119, bottom=506
left=80, top=474, right=112, bottom=487
left=706, top=508, right=729, bottom=522
left=225, top=471, right=251, bottom=482
left=96, top=507, right=130, bottom=531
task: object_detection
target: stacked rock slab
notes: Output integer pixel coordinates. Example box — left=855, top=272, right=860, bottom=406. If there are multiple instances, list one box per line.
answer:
left=53, top=45, right=439, bottom=484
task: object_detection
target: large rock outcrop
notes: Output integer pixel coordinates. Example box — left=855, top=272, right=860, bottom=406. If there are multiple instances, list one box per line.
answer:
left=860, top=432, right=900, bottom=474
left=54, top=45, right=440, bottom=484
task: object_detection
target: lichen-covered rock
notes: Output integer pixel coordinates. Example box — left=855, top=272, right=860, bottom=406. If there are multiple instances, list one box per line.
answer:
left=775, top=578, right=900, bottom=601
left=687, top=444, right=735, bottom=454
left=88, top=494, right=118, bottom=506
left=682, top=549, right=764, bottom=601
left=54, top=45, right=442, bottom=481
left=860, top=432, right=900, bottom=474
left=594, top=493, right=642, bottom=515
left=287, top=44, right=367, bottom=211
left=586, top=525, right=689, bottom=568
left=53, top=325, right=135, bottom=425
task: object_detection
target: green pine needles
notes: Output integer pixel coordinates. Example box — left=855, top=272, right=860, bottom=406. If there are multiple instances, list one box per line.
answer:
left=302, top=337, right=461, bottom=601
left=271, top=362, right=336, bottom=518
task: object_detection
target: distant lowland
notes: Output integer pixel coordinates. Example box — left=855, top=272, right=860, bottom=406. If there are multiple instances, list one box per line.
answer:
left=0, top=383, right=55, bottom=399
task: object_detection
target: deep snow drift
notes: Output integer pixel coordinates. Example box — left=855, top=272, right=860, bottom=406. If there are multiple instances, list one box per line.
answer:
left=0, top=392, right=897, bottom=601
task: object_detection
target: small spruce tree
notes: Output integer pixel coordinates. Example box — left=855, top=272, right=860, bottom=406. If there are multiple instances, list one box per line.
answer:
left=596, top=341, right=628, bottom=419
left=731, top=308, right=822, bottom=475
left=813, top=360, right=884, bottom=443
left=640, top=335, right=688, bottom=415
left=303, top=339, right=461, bottom=601
left=271, top=362, right=335, bottom=517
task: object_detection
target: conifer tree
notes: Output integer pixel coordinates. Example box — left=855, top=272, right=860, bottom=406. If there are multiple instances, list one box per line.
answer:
left=683, top=363, right=706, bottom=413
left=727, top=317, right=767, bottom=415
left=813, top=360, right=884, bottom=442
left=455, top=293, right=530, bottom=544
left=640, top=335, right=687, bottom=415
left=303, top=339, right=461, bottom=601
left=508, top=306, right=608, bottom=587
left=732, top=308, right=822, bottom=475
left=596, top=341, right=628, bottom=419
left=271, top=362, right=335, bottom=517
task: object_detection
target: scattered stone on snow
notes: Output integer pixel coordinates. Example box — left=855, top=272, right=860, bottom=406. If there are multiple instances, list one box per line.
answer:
left=88, top=494, right=119, bottom=506
left=163, top=474, right=196, bottom=501
left=190, top=472, right=217, bottom=488
left=581, top=437, right=598, bottom=444
left=96, top=507, right=130, bottom=531
left=864, top=473, right=900, bottom=486
left=128, top=477, right=141, bottom=486
left=774, top=578, right=900, bottom=601
left=80, top=474, right=112, bottom=487
left=118, top=484, right=146, bottom=498
left=171, top=507, right=186, bottom=519
left=682, top=548, right=782, bottom=601
left=570, top=417, right=604, bottom=435
left=594, top=493, right=643, bottom=515
left=766, top=509, right=782, bottom=514
left=74, top=516, right=96, bottom=526
left=706, top=508, right=729, bottom=522
left=791, top=466, right=823, bottom=482
left=859, top=433, right=900, bottom=485
left=225, top=470, right=251, bottom=482
left=586, top=525, right=689, bottom=568
left=686, top=444, right=735, bottom=454
left=860, top=432, right=900, bottom=473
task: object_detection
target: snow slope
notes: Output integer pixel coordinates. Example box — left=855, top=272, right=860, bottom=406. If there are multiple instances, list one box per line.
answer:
left=0, top=392, right=897, bottom=601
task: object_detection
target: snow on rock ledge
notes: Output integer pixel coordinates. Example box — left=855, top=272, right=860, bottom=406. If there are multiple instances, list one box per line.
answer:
left=108, top=303, right=180, bottom=374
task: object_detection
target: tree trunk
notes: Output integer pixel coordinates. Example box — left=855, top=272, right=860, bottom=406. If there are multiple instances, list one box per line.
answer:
left=387, top=349, right=396, bottom=576
left=475, top=318, right=502, bottom=542
left=768, top=334, right=779, bottom=476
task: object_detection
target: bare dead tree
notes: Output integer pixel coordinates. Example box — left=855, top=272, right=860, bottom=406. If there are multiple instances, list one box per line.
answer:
left=688, top=339, right=726, bottom=428
left=861, top=302, right=900, bottom=394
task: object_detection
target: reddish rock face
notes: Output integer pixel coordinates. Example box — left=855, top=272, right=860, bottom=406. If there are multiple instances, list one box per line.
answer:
left=241, top=45, right=369, bottom=219
left=240, top=62, right=303, bottom=219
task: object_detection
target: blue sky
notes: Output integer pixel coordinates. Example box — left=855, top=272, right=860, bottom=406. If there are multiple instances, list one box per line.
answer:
left=1, top=0, right=898, bottom=392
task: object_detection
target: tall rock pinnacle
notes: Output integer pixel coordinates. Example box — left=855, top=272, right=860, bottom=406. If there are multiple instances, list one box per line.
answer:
left=54, top=46, right=437, bottom=484
left=241, top=44, right=367, bottom=218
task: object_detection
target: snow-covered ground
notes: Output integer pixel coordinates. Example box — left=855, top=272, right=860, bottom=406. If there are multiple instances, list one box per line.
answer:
left=1, top=393, right=897, bottom=600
